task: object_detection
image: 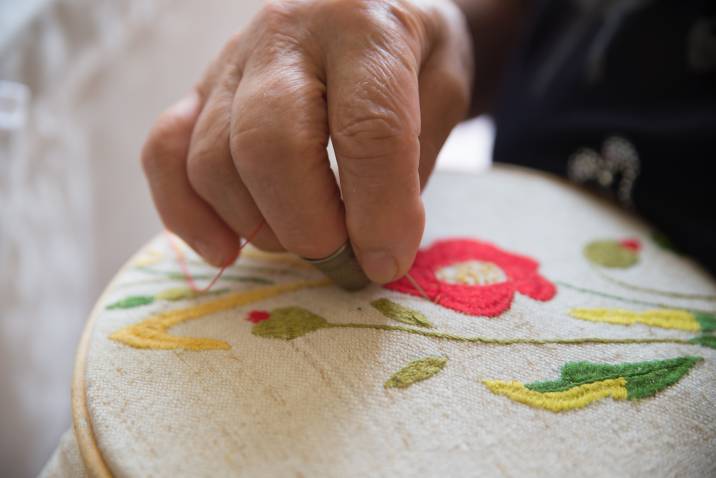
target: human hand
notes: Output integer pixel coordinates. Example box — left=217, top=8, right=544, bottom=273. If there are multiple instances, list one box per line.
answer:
left=141, top=0, right=473, bottom=283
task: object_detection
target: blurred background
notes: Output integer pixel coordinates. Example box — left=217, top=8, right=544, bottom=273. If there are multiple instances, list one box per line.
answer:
left=0, top=0, right=491, bottom=475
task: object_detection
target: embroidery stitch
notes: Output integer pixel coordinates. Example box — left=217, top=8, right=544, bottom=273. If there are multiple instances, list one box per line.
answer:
left=569, top=308, right=716, bottom=332
left=483, top=378, right=627, bottom=412
left=251, top=308, right=712, bottom=350
left=385, top=239, right=556, bottom=317
left=591, top=266, right=716, bottom=301
left=384, top=356, right=447, bottom=389
left=106, top=287, right=229, bottom=310
left=132, top=249, right=164, bottom=267
left=371, top=298, right=433, bottom=328
left=583, top=239, right=640, bottom=268
left=484, top=356, right=702, bottom=412
left=689, top=335, right=716, bottom=350
left=554, top=280, right=716, bottom=315
left=136, top=267, right=273, bottom=285
left=109, top=279, right=330, bottom=350
left=247, top=310, right=270, bottom=324
left=251, top=307, right=328, bottom=340
left=107, top=295, right=155, bottom=310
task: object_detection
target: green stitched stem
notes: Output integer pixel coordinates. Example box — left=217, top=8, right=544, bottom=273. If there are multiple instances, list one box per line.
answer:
left=591, top=265, right=716, bottom=302
left=135, top=267, right=273, bottom=284
left=325, top=323, right=691, bottom=346
left=555, top=280, right=716, bottom=315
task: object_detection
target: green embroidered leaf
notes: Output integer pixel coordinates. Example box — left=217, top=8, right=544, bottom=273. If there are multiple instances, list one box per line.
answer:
left=583, top=240, right=638, bottom=268
left=527, top=356, right=701, bottom=400
left=371, top=298, right=433, bottom=328
left=694, top=313, right=716, bottom=332
left=251, top=307, right=328, bottom=340
left=689, top=335, right=716, bottom=350
left=384, top=356, right=447, bottom=389
left=106, top=295, right=155, bottom=310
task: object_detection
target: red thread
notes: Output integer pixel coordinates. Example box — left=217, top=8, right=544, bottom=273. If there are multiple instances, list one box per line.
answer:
left=166, top=221, right=265, bottom=293
left=385, top=238, right=556, bottom=317
left=619, top=238, right=641, bottom=251
left=247, top=310, right=270, bottom=323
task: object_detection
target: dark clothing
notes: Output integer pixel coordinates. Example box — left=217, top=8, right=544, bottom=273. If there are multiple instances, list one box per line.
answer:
left=493, top=0, right=716, bottom=275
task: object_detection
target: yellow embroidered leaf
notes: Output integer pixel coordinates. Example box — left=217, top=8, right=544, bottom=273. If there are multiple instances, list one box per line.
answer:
left=569, top=307, right=700, bottom=331
left=155, top=287, right=201, bottom=301
left=483, top=378, right=627, bottom=412
left=154, top=287, right=228, bottom=302
left=385, top=356, right=447, bottom=389
left=109, top=279, right=330, bottom=350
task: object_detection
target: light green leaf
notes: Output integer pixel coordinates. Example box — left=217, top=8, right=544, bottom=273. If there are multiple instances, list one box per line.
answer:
left=385, top=356, right=447, bottom=389
left=583, top=240, right=638, bottom=268
left=371, top=298, right=432, bottom=328
left=106, top=295, right=155, bottom=310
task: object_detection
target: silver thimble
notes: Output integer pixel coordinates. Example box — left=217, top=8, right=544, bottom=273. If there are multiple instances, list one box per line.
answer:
left=303, top=242, right=370, bottom=291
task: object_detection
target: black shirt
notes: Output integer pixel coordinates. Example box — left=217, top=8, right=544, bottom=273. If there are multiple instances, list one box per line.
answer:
left=493, top=0, right=716, bottom=275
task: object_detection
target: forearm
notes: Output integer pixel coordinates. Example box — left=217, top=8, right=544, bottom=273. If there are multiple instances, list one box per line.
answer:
left=453, top=0, right=532, bottom=117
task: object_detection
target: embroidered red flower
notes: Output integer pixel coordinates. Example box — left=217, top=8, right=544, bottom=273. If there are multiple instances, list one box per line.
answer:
left=385, top=239, right=556, bottom=317
left=247, top=310, right=270, bottom=324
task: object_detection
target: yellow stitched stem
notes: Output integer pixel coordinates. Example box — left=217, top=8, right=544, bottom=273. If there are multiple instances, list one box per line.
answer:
left=110, top=279, right=330, bottom=350
left=327, top=323, right=692, bottom=346
left=482, top=378, right=628, bottom=412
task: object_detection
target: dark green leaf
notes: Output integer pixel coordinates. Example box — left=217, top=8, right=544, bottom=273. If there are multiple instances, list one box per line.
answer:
left=527, top=356, right=702, bottom=399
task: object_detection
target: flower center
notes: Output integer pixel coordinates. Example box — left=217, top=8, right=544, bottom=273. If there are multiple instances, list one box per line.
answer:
left=436, top=260, right=506, bottom=286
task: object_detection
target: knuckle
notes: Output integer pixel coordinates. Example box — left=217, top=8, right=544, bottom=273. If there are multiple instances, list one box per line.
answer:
left=141, top=115, right=180, bottom=174
left=258, top=0, right=299, bottom=27
left=186, top=145, right=224, bottom=196
left=333, top=112, right=416, bottom=163
left=230, top=85, right=326, bottom=171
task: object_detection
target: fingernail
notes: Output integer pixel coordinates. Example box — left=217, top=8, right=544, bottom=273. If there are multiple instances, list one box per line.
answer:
left=361, top=250, right=398, bottom=284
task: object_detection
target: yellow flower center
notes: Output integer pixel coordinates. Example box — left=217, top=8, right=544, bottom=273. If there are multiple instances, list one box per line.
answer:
left=436, top=260, right=506, bottom=286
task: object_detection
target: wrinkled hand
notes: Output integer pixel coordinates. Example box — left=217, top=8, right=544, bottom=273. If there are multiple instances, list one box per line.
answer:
left=141, top=0, right=473, bottom=283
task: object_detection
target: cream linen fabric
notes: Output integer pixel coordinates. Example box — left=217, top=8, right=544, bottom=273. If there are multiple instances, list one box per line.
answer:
left=72, top=167, right=715, bottom=477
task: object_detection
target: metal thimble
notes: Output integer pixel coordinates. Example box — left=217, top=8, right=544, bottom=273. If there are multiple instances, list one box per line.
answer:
left=303, top=242, right=370, bottom=291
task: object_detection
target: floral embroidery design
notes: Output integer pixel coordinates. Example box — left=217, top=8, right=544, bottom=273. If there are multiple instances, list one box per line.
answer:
left=385, top=239, right=556, bottom=317
left=484, top=356, right=701, bottom=412
left=107, top=236, right=716, bottom=413
left=583, top=238, right=641, bottom=268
